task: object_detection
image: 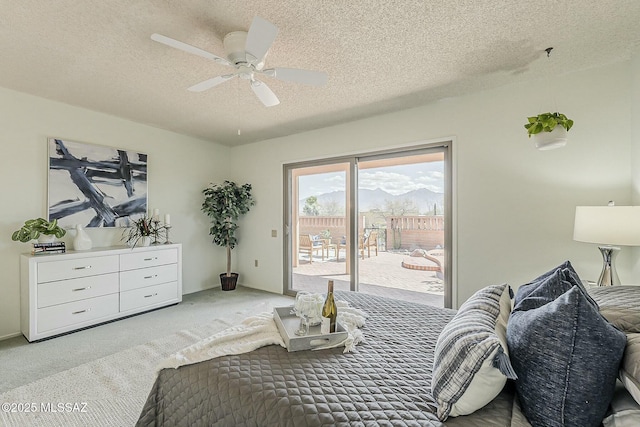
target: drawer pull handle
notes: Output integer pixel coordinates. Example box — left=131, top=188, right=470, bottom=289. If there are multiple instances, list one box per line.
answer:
left=143, top=274, right=158, bottom=279
left=143, top=257, right=158, bottom=261
left=72, top=309, right=91, bottom=315
left=144, top=293, right=158, bottom=298
left=73, top=265, right=92, bottom=270
left=72, top=286, right=92, bottom=292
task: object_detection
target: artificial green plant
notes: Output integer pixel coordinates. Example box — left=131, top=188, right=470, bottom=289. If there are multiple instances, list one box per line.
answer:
left=524, top=112, right=574, bottom=137
left=201, top=181, right=255, bottom=277
left=11, top=218, right=66, bottom=242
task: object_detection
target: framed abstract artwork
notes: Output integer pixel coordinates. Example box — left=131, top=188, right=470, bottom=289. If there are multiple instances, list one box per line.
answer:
left=48, top=138, right=148, bottom=228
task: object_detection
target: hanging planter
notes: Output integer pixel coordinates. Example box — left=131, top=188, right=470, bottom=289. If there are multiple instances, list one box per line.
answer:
left=524, top=112, right=574, bottom=150
left=532, top=125, right=568, bottom=150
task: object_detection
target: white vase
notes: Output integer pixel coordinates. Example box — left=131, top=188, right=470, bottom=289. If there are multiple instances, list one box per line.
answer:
left=533, top=126, right=568, bottom=150
left=139, top=236, right=152, bottom=247
left=73, top=224, right=92, bottom=251
left=38, top=234, right=55, bottom=244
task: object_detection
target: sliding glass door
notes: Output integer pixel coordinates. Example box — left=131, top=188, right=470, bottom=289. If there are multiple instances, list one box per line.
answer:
left=284, top=143, right=451, bottom=308
left=287, top=162, right=352, bottom=293
left=356, top=151, right=447, bottom=306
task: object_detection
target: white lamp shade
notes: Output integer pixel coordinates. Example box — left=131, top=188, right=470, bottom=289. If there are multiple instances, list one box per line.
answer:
left=574, top=206, right=640, bottom=246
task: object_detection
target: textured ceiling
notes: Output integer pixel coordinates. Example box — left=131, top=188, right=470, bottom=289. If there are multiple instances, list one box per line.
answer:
left=0, top=1, right=639, bottom=146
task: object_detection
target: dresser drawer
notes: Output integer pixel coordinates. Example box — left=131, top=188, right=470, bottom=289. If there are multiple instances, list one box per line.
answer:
left=120, top=282, right=178, bottom=312
left=119, top=264, right=178, bottom=292
left=120, top=248, right=178, bottom=271
left=37, top=293, right=119, bottom=334
left=37, top=255, right=119, bottom=283
left=37, top=273, right=119, bottom=308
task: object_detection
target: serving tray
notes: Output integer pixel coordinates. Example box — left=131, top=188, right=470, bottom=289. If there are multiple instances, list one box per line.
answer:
left=274, top=306, right=348, bottom=352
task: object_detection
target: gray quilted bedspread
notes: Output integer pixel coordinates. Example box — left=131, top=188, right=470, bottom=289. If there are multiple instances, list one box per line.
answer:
left=588, top=285, right=640, bottom=333
left=136, top=292, right=531, bottom=427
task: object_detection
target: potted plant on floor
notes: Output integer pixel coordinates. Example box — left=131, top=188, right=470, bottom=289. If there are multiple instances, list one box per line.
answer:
left=11, top=218, right=66, bottom=243
left=202, top=180, right=255, bottom=291
left=524, top=112, right=574, bottom=150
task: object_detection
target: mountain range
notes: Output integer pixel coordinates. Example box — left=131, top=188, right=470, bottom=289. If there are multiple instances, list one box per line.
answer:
left=301, top=188, right=444, bottom=215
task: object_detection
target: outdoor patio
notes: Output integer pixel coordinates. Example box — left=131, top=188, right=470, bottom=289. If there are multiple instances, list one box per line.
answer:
left=293, top=250, right=445, bottom=308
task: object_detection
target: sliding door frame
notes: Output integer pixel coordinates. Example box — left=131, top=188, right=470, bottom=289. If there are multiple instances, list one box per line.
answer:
left=283, top=156, right=356, bottom=296
left=283, top=140, right=453, bottom=308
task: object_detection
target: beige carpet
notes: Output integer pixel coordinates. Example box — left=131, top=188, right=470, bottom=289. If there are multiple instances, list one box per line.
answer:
left=0, top=304, right=269, bottom=427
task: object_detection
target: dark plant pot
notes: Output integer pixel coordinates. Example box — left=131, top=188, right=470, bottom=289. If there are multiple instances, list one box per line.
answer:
left=219, top=273, right=239, bottom=291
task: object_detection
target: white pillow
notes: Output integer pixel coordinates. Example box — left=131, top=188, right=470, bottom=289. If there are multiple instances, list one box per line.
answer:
left=431, top=283, right=515, bottom=420
left=603, top=382, right=640, bottom=427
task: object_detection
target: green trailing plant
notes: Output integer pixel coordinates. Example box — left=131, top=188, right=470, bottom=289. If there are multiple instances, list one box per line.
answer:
left=11, top=218, right=66, bottom=242
left=121, top=215, right=159, bottom=248
left=202, top=181, right=255, bottom=277
left=524, top=112, right=574, bottom=137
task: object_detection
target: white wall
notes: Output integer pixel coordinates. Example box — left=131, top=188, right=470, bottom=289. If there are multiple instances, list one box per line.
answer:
left=0, top=87, right=230, bottom=339
left=631, top=48, right=640, bottom=277
left=230, top=61, right=633, bottom=307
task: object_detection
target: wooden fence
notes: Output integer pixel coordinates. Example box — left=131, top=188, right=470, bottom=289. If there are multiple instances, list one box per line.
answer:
left=299, top=215, right=444, bottom=250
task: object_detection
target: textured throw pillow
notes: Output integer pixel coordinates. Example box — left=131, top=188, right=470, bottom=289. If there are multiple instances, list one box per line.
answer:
left=588, top=287, right=640, bottom=404
left=431, top=283, right=516, bottom=420
left=508, top=283, right=626, bottom=427
left=620, top=333, right=640, bottom=406
left=515, top=260, right=598, bottom=308
left=589, top=286, right=640, bottom=333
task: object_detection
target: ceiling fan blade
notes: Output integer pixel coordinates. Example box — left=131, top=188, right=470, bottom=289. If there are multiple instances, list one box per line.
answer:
left=151, top=33, right=231, bottom=67
left=267, top=67, right=328, bottom=86
left=188, top=74, right=236, bottom=92
left=245, top=16, right=278, bottom=64
left=250, top=79, right=280, bottom=107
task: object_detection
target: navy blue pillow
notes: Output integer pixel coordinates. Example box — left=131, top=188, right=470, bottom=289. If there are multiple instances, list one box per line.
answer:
left=507, top=284, right=626, bottom=427
left=529, top=260, right=575, bottom=283
left=514, top=260, right=598, bottom=309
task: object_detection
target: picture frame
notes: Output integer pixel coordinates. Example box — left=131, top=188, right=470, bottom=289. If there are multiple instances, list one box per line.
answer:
left=48, top=137, right=148, bottom=228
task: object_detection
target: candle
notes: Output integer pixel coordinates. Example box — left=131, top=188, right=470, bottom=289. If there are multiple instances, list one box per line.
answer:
left=164, top=214, right=171, bottom=226
left=153, top=208, right=160, bottom=220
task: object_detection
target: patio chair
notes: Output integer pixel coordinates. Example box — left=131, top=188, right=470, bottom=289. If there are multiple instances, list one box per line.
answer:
left=299, top=234, right=325, bottom=263
left=359, top=230, right=379, bottom=259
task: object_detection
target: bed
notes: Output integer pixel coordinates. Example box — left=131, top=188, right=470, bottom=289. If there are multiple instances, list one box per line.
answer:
left=136, top=291, right=531, bottom=427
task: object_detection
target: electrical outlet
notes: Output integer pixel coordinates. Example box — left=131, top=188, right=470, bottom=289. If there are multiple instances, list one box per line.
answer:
left=254, top=259, right=259, bottom=267
left=271, top=229, right=277, bottom=237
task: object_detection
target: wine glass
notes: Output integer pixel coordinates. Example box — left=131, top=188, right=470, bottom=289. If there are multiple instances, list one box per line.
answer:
left=305, top=294, right=323, bottom=327
left=292, top=292, right=317, bottom=336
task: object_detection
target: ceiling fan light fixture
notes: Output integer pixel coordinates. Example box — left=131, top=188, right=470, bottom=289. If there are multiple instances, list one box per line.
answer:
left=238, top=65, right=253, bottom=80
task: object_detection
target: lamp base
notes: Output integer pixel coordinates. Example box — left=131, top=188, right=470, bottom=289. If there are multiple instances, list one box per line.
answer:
left=596, top=246, right=621, bottom=286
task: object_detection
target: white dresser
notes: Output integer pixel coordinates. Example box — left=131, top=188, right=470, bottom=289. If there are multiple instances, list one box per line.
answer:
left=20, top=244, right=182, bottom=342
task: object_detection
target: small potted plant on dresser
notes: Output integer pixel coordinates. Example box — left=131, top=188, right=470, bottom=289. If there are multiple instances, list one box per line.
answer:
left=121, top=215, right=157, bottom=248
left=11, top=218, right=66, bottom=243
left=202, top=180, right=255, bottom=291
left=524, top=112, right=574, bottom=150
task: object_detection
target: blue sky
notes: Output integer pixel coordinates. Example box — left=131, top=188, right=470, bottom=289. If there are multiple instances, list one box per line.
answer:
left=299, top=162, right=444, bottom=199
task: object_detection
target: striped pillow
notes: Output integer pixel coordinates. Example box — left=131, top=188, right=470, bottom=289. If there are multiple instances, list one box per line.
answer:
left=431, top=283, right=515, bottom=420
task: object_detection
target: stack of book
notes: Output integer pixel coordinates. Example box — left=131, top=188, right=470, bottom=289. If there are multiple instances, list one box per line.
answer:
left=32, top=241, right=66, bottom=255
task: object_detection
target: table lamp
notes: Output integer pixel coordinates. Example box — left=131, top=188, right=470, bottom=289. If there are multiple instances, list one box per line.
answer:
left=573, top=204, right=640, bottom=286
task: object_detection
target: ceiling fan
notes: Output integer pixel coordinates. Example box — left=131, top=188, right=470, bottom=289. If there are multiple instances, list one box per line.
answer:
left=151, top=16, right=328, bottom=107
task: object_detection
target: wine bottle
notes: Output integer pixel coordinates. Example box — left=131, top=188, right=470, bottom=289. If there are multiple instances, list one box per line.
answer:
left=321, top=280, right=337, bottom=334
